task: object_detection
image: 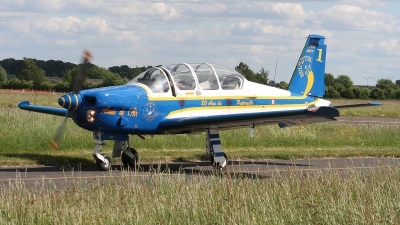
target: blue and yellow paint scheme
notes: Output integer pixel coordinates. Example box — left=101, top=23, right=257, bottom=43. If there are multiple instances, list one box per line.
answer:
left=18, top=34, right=381, bottom=144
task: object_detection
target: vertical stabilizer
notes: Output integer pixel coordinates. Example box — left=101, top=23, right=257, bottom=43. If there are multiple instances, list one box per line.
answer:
left=288, top=34, right=327, bottom=97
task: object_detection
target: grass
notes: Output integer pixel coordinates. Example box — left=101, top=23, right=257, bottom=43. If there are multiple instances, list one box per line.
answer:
left=0, top=91, right=399, bottom=167
left=1, top=165, right=400, bottom=224
left=1, top=105, right=399, bottom=166
left=1, top=91, right=400, bottom=224
left=0, top=90, right=61, bottom=108
left=330, top=99, right=400, bottom=117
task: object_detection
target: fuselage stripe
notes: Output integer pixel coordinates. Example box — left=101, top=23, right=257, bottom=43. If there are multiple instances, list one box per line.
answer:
left=167, top=100, right=318, bottom=118
left=129, top=84, right=309, bottom=101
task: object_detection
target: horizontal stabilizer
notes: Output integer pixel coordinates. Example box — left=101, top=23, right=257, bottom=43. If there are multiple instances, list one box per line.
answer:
left=333, top=102, right=382, bottom=109
left=18, top=101, right=68, bottom=117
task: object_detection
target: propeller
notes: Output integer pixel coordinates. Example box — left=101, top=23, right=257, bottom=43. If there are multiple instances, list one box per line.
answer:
left=50, top=49, right=92, bottom=151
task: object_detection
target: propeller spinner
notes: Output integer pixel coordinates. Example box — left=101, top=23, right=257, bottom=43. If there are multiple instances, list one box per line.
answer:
left=58, top=93, right=82, bottom=112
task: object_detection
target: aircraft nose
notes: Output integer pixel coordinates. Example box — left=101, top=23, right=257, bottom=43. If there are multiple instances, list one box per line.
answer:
left=58, top=93, right=82, bottom=111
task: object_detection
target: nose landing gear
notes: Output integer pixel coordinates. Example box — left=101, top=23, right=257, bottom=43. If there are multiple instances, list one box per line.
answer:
left=95, top=154, right=112, bottom=171
left=92, top=132, right=140, bottom=171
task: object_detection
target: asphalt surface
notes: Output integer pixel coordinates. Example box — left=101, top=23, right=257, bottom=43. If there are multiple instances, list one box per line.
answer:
left=1, top=158, right=399, bottom=187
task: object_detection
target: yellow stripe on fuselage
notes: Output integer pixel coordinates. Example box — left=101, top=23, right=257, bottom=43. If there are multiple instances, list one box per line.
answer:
left=149, top=95, right=309, bottom=101
left=131, top=83, right=310, bottom=101
left=167, top=100, right=319, bottom=118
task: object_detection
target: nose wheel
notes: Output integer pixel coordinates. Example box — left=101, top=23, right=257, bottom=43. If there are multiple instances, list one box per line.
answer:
left=95, top=154, right=112, bottom=171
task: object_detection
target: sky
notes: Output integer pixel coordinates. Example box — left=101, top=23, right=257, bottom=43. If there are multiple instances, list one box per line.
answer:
left=0, top=0, right=399, bottom=85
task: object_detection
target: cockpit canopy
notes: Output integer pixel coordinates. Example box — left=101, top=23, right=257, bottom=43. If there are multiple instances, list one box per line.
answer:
left=127, top=63, right=244, bottom=94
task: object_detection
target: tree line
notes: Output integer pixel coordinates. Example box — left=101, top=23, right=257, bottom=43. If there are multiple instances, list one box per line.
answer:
left=0, top=58, right=151, bottom=92
left=0, top=57, right=399, bottom=99
left=324, top=73, right=400, bottom=100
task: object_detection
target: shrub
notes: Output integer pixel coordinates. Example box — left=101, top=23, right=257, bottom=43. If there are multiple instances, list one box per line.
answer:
left=40, top=82, right=54, bottom=91
left=358, top=88, right=370, bottom=99
left=396, top=90, right=400, bottom=100
left=370, top=88, right=386, bottom=99
left=324, top=86, right=341, bottom=98
left=340, top=88, right=356, bottom=99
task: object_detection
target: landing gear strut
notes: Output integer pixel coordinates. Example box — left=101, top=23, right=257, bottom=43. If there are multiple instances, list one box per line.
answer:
left=206, top=129, right=228, bottom=169
left=92, top=132, right=140, bottom=171
left=92, top=132, right=112, bottom=171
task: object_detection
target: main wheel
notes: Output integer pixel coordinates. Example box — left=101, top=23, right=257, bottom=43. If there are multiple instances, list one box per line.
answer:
left=96, top=154, right=112, bottom=171
left=210, top=153, right=228, bottom=168
left=121, top=148, right=139, bottom=170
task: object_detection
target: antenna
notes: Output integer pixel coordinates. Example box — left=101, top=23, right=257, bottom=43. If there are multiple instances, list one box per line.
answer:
left=274, top=60, right=278, bottom=86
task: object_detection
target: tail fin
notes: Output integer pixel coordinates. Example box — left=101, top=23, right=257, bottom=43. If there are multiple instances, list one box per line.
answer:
left=288, top=34, right=327, bottom=97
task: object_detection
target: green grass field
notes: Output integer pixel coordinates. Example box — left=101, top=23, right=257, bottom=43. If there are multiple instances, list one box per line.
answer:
left=330, top=99, right=400, bottom=117
left=1, top=91, right=400, bottom=224
left=0, top=91, right=399, bottom=166
left=1, top=166, right=400, bottom=224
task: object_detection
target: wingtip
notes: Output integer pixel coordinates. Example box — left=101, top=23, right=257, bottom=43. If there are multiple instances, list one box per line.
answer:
left=368, top=102, right=383, bottom=106
left=18, top=100, right=31, bottom=109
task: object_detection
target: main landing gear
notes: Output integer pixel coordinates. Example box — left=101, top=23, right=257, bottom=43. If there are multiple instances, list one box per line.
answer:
left=92, top=132, right=139, bottom=171
left=206, top=129, right=228, bottom=169
left=91, top=130, right=228, bottom=171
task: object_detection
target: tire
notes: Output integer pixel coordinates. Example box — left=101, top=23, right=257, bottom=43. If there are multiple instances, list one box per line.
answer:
left=121, top=148, right=139, bottom=170
left=96, top=154, right=112, bottom=171
left=210, top=153, right=228, bottom=168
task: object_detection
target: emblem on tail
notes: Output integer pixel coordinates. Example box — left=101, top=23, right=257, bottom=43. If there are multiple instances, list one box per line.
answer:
left=288, top=34, right=327, bottom=97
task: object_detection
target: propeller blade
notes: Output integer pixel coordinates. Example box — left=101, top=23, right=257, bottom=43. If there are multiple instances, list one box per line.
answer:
left=72, top=49, right=92, bottom=94
left=50, top=112, right=69, bottom=151
left=50, top=49, right=92, bottom=151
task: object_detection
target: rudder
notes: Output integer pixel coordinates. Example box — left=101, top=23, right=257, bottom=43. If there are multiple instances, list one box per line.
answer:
left=288, top=34, right=327, bottom=97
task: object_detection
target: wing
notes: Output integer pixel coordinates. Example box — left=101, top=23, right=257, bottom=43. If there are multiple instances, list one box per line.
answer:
left=18, top=101, right=68, bottom=117
left=158, top=106, right=339, bottom=134
left=158, top=101, right=383, bottom=134
left=332, top=102, right=382, bottom=109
